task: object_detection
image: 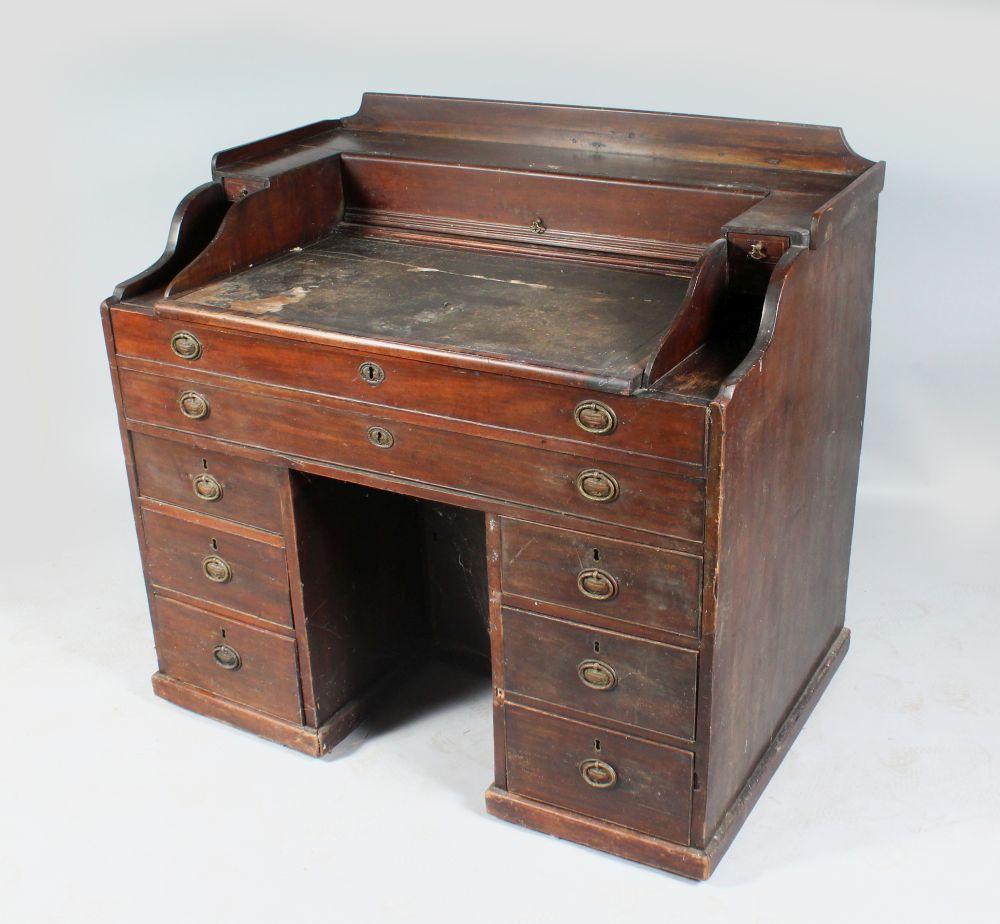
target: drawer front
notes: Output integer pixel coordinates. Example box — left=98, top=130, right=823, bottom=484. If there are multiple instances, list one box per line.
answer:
left=111, top=310, right=706, bottom=467
left=120, top=369, right=705, bottom=542
left=500, top=519, right=701, bottom=637
left=132, top=431, right=283, bottom=532
left=504, top=704, right=693, bottom=845
left=502, top=608, right=698, bottom=740
left=141, top=506, right=292, bottom=627
left=151, top=596, right=301, bottom=722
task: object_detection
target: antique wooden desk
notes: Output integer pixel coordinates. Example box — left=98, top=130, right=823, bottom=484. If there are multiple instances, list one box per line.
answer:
left=102, top=94, right=883, bottom=879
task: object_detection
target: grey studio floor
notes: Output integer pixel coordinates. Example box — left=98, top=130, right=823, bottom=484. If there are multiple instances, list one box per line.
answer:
left=1, top=477, right=994, bottom=921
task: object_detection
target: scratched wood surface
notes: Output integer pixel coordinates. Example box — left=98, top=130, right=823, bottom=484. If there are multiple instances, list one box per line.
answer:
left=177, top=234, right=690, bottom=383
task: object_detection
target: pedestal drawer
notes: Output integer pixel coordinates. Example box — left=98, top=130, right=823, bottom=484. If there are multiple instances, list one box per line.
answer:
left=119, top=368, right=705, bottom=542
left=502, top=608, right=698, bottom=741
left=504, top=704, right=693, bottom=845
left=141, top=505, right=292, bottom=627
left=500, top=519, right=701, bottom=637
left=132, top=431, right=283, bottom=532
left=151, top=596, right=301, bottom=722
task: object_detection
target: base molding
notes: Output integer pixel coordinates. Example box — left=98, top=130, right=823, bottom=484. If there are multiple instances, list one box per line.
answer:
left=486, top=627, right=851, bottom=879
left=151, top=672, right=379, bottom=757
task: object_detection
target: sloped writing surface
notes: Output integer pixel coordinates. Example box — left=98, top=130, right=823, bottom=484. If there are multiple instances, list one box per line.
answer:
left=175, top=234, right=689, bottom=389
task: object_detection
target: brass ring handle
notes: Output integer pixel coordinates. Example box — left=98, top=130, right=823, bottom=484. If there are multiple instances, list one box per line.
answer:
left=170, top=331, right=203, bottom=361
left=575, top=469, right=619, bottom=503
left=178, top=390, right=210, bottom=420
left=367, top=426, right=394, bottom=449
left=192, top=473, right=223, bottom=502
left=574, top=400, right=617, bottom=435
left=202, top=555, right=232, bottom=584
left=577, top=659, right=618, bottom=691
left=579, top=758, right=618, bottom=789
left=212, top=644, right=242, bottom=671
left=577, top=568, right=619, bottom=601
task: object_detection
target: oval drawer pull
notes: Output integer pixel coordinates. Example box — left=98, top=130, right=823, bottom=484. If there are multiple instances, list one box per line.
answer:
left=192, top=473, right=223, bottom=502
left=577, top=659, right=618, bottom=691
left=574, top=400, right=617, bottom=435
left=576, top=568, right=618, bottom=601
left=178, top=390, right=210, bottom=420
left=170, top=330, right=203, bottom=361
left=575, top=469, right=619, bottom=503
left=202, top=555, right=233, bottom=584
left=579, top=758, right=618, bottom=789
left=212, top=644, right=242, bottom=671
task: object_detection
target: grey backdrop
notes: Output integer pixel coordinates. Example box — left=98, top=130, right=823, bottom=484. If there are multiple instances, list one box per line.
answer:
left=3, top=1, right=997, bottom=920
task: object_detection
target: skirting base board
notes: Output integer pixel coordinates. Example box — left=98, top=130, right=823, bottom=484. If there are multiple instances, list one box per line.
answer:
left=485, top=627, right=851, bottom=880
left=151, top=672, right=384, bottom=757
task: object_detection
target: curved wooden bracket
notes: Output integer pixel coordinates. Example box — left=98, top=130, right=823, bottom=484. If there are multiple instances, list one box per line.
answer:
left=112, top=182, right=230, bottom=302
left=644, top=239, right=729, bottom=385
left=716, top=245, right=805, bottom=402
left=165, top=157, right=345, bottom=298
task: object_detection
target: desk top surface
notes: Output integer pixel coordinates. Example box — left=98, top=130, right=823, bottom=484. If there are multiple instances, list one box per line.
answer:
left=174, top=234, right=690, bottom=390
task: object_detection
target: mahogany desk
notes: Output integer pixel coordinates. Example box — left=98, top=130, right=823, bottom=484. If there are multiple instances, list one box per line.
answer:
left=102, top=94, right=884, bottom=879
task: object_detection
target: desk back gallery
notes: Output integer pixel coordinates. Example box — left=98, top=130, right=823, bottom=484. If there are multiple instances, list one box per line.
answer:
left=101, top=94, right=884, bottom=879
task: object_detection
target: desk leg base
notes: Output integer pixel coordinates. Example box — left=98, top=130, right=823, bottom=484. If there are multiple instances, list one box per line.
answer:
left=151, top=672, right=373, bottom=757
left=485, top=627, right=851, bottom=879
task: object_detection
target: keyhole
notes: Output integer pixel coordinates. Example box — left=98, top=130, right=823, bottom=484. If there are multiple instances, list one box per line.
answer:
left=360, top=361, right=384, bottom=385
left=594, top=739, right=601, bottom=751
left=220, top=628, right=226, bottom=639
left=210, top=538, right=218, bottom=551
left=593, top=641, right=600, bottom=653
left=593, top=548, right=600, bottom=561
left=201, top=458, right=208, bottom=469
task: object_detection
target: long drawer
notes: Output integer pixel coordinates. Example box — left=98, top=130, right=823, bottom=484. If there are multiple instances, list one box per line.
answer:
left=141, top=505, right=292, bottom=627
left=151, top=595, right=302, bottom=722
left=132, top=431, right=283, bottom=532
left=500, top=518, right=701, bottom=637
left=120, top=369, right=706, bottom=542
left=504, top=704, right=693, bottom=845
left=111, top=310, right=707, bottom=468
left=502, top=608, right=698, bottom=741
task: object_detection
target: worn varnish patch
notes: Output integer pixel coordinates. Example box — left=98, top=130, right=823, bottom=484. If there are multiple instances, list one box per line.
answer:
left=176, top=234, right=690, bottom=383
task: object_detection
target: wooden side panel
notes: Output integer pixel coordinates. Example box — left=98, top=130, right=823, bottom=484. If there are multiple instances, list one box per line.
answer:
left=113, top=183, right=230, bottom=300
left=165, top=159, right=345, bottom=296
left=700, top=204, right=878, bottom=842
left=646, top=239, right=729, bottom=383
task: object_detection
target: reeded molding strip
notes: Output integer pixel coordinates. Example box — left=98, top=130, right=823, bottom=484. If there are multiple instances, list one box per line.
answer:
left=342, top=207, right=705, bottom=265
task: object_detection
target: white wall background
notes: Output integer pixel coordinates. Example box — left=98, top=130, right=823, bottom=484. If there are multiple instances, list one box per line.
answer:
left=2, top=2, right=997, bottom=921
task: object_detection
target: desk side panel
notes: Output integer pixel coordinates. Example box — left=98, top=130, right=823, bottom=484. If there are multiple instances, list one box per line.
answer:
left=700, top=204, right=878, bottom=842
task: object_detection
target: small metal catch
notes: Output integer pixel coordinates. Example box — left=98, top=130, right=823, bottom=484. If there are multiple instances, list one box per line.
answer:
left=529, top=217, right=546, bottom=234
